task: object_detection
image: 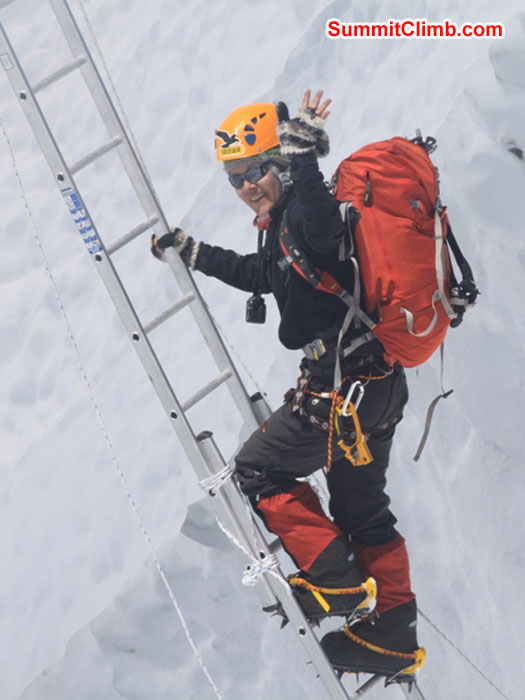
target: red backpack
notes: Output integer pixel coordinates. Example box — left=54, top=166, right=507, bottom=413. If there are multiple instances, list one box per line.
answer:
left=280, top=134, right=478, bottom=374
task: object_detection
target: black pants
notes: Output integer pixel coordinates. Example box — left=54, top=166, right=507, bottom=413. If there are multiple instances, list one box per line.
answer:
left=235, top=363, right=409, bottom=547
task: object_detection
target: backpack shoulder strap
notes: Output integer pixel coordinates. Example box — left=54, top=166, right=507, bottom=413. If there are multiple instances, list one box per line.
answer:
left=278, top=211, right=376, bottom=388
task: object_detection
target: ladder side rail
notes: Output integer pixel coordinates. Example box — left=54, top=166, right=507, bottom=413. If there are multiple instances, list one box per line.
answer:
left=46, top=0, right=260, bottom=433
left=198, top=433, right=351, bottom=700
left=0, top=22, right=209, bottom=477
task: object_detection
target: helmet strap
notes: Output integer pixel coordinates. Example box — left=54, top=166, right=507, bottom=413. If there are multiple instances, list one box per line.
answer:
left=269, top=164, right=291, bottom=191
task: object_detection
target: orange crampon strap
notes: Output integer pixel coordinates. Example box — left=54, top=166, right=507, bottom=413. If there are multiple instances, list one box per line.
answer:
left=288, top=575, right=376, bottom=597
left=342, top=625, right=426, bottom=675
left=289, top=576, right=377, bottom=615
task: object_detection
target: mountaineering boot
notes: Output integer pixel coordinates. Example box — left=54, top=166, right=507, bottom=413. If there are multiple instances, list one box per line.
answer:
left=256, top=483, right=375, bottom=621
left=321, top=599, right=425, bottom=678
left=288, top=533, right=376, bottom=621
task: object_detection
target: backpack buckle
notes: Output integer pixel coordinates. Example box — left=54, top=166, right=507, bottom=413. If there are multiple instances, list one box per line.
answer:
left=302, top=338, right=327, bottom=361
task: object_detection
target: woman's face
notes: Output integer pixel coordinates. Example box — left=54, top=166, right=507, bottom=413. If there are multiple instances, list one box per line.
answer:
left=230, top=162, right=282, bottom=218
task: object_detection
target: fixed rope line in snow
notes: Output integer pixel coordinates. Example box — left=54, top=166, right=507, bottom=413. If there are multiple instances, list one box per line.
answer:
left=418, top=608, right=509, bottom=700
left=1, top=117, right=224, bottom=700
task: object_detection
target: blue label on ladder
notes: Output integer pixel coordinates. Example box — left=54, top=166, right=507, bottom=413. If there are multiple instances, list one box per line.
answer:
left=61, top=187, right=103, bottom=255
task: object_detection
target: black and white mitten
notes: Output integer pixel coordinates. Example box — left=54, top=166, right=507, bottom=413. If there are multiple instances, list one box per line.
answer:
left=276, top=105, right=330, bottom=158
left=151, top=228, right=201, bottom=268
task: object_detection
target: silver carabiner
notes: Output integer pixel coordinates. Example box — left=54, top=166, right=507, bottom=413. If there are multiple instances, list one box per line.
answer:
left=341, top=381, right=364, bottom=416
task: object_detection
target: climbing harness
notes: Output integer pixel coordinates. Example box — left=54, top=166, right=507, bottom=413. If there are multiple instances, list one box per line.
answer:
left=286, top=368, right=390, bottom=471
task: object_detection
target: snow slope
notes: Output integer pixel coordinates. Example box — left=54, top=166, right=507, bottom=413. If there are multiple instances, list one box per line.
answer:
left=1, top=1, right=524, bottom=698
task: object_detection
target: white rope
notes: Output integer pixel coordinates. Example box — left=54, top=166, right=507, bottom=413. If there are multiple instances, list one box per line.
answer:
left=197, top=455, right=289, bottom=591
left=242, top=554, right=281, bottom=587
left=214, top=517, right=291, bottom=593
left=199, top=463, right=234, bottom=496
left=1, top=116, right=223, bottom=700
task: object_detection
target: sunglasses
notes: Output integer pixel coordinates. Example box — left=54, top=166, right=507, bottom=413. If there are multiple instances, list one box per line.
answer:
left=228, top=162, right=273, bottom=189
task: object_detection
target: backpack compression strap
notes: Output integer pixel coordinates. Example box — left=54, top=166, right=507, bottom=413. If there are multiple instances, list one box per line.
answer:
left=400, top=211, right=457, bottom=338
left=446, top=223, right=479, bottom=326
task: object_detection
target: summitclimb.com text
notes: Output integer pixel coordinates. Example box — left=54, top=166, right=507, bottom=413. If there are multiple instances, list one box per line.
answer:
left=326, top=19, right=505, bottom=40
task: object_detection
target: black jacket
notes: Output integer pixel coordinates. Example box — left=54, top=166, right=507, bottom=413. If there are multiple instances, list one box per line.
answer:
left=194, top=152, right=382, bottom=371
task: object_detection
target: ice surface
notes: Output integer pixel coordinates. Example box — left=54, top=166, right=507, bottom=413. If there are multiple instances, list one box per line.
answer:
left=1, top=0, right=524, bottom=698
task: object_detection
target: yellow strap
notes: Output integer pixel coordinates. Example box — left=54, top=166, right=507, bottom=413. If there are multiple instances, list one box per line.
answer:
left=357, top=577, right=377, bottom=610
left=312, top=590, right=331, bottom=613
left=288, top=575, right=369, bottom=596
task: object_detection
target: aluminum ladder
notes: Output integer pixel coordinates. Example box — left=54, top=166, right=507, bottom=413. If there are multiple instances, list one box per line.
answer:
left=0, top=1, right=367, bottom=698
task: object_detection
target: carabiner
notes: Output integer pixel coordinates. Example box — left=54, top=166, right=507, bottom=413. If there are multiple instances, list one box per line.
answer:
left=341, top=381, right=365, bottom=417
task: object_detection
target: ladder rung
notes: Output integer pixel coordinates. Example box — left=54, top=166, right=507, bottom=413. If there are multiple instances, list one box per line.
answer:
left=32, top=56, right=86, bottom=93
left=107, top=216, right=159, bottom=254
left=144, top=293, right=195, bottom=334
left=70, top=136, right=122, bottom=174
left=350, top=675, right=383, bottom=698
left=268, top=537, right=282, bottom=553
left=182, top=370, right=232, bottom=412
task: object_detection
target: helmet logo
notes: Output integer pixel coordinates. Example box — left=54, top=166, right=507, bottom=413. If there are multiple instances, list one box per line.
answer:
left=215, top=128, right=245, bottom=159
left=244, top=123, right=256, bottom=146
left=243, top=113, right=268, bottom=146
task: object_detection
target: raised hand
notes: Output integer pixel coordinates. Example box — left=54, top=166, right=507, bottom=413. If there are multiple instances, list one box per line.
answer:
left=301, top=89, right=331, bottom=120
left=276, top=88, right=331, bottom=158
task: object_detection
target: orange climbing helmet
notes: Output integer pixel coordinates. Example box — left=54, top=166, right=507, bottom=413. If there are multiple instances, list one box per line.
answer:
left=215, top=102, right=280, bottom=162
